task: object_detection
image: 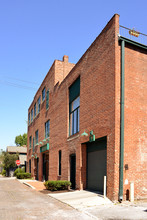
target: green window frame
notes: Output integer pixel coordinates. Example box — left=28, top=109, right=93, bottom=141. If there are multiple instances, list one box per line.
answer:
left=42, top=87, right=46, bottom=102
left=37, top=96, right=41, bottom=114
left=28, top=113, right=30, bottom=125
left=31, top=108, right=33, bottom=122
left=46, top=90, right=49, bottom=110
left=69, top=77, right=80, bottom=136
left=59, top=150, right=62, bottom=176
left=45, top=120, right=50, bottom=138
left=29, top=136, right=32, bottom=149
left=35, top=130, right=38, bottom=144
left=69, top=97, right=80, bottom=136
left=33, top=137, right=35, bottom=152
left=29, top=159, right=31, bottom=173
left=34, top=103, right=36, bottom=118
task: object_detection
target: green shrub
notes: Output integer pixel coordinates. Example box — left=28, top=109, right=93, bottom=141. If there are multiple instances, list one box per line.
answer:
left=14, top=168, right=24, bottom=176
left=16, top=172, right=31, bottom=179
left=2, top=169, right=6, bottom=176
left=44, top=180, right=71, bottom=191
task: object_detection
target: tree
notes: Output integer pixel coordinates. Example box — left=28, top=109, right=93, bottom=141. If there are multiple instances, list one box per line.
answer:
left=0, top=151, right=4, bottom=168
left=3, top=152, right=18, bottom=175
left=15, top=133, right=27, bottom=146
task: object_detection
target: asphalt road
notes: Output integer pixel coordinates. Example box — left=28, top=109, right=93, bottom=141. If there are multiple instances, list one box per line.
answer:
left=0, top=177, right=92, bottom=220
left=0, top=176, right=147, bottom=220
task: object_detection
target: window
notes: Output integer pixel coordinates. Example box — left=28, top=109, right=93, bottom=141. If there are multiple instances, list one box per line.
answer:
left=29, top=159, right=31, bottom=173
left=69, top=97, right=80, bottom=135
left=28, top=113, right=30, bottom=125
left=45, top=120, right=50, bottom=138
left=31, top=108, right=33, bottom=122
left=29, top=136, right=32, bottom=149
left=34, top=103, right=36, bottom=118
left=69, top=77, right=80, bottom=136
left=42, top=87, right=46, bottom=102
left=59, top=150, right=61, bottom=176
left=33, top=137, right=35, bottom=152
left=35, top=130, right=38, bottom=144
left=37, top=96, right=41, bottom=114
left=46, top=90, right=49, bottom=110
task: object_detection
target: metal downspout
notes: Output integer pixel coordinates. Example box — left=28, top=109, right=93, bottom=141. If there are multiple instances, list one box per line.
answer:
left=119, top=40, right=125, bottom=201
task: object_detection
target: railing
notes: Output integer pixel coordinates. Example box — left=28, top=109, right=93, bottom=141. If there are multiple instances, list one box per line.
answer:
left=119, top=25, right=147, bottom=45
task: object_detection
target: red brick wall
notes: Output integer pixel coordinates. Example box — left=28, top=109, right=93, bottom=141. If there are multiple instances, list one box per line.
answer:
left=48, top=14, right=120, bottom=200
left=27, top=14, right=147, bottom=201
left=27, top=57, right=74, bottom=180
left=123, top=44, right=147, bottom=199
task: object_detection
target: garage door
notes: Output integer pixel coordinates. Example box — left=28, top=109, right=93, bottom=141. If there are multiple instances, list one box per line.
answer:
left=87, top=137, right=107, bottom=193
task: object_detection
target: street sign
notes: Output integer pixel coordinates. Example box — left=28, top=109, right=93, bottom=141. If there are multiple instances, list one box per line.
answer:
left=16, top=160, right=20, bottom=166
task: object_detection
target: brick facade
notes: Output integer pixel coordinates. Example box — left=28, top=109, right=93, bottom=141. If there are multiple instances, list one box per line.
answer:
left=27, top=14, right=147, bottom=201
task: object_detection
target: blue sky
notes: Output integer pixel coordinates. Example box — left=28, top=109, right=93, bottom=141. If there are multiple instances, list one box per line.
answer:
left=0, top=0, right=147, bottom=151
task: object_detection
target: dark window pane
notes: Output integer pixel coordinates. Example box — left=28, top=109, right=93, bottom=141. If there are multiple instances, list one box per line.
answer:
left=59, top=150, right=61, bottom=176
left=74, top=110, right=77, bottom=134
left=34, top=103, right=36, bottom=117
left=45, top=120, right=50, bottom=138
left=42, top=87, right=46, bottom=101
left=46, top=90, right=49, bottom=110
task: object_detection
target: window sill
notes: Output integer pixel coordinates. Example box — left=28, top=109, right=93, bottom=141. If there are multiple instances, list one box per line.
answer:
left=67, top=133, right=80, bottom=141
left=42, top=99, right=45, bottom=104
left=57, top=175, right=61, bottom=180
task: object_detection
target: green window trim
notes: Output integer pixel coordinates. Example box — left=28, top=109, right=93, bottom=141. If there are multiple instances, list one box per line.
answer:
left=42, top=87, right=46, bottom=102
left=59, top=150, right=62, bottom=176
left=29, top=136, right=32, bottom=149
left=69, top=77, right=80, bottom=136
left=33, top=137, right=35, bottom=153
left=46, top=90, right=49, bottom=110
left=40, top=143, right=49, bottom=153
left=69, top=77, right=80, bottom=103
left=28, top=113, right=30, bottom=125
left=35, top=130, right=39, bottom=145
left=34, top=103, right=36, bottom=118
left=45, top=120, right=50, bottom=139
left=37, top=96, right=41, bottom=114
left=31, top=108, right=33, bottom=122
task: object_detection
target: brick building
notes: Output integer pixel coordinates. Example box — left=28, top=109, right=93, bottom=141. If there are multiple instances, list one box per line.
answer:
left=27, top=14, right=147, bottom=201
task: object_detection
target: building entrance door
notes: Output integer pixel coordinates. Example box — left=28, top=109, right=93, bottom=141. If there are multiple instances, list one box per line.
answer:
left=87, top=137, right=107, bottom=194
left=43, top=153, right=49, bottom=181
left=36, top=157, right=39, bottom=180
left=70, top=154, right=76, bottom=189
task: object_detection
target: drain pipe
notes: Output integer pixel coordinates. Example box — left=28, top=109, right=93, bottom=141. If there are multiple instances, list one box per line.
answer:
left=119, top=40, right=125, bottom=202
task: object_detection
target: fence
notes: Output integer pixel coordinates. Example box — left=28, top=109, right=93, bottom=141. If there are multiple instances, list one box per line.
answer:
left=119, top=25, right=147, bottom=45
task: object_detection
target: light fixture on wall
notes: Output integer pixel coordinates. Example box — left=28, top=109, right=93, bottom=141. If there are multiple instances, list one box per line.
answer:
left=81, top=130, right=88, bottom=137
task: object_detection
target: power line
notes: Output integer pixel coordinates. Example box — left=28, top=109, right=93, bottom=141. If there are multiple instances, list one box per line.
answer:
left=0, top=74, right=40, bottom=85
left=0, top=80, right=37, bottom=90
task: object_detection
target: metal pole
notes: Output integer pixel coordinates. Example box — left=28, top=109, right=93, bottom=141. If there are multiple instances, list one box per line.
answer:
left=119, top=40, right=125, bottom=201
left=130, top=182, right=134, bottom=202
left=104, top=176, right=106, bottom=198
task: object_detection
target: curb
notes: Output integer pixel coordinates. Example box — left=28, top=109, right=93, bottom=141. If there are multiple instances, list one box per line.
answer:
left=22, top=181, right=36, bottom=190
left=47, top=194, right=99, bottom=219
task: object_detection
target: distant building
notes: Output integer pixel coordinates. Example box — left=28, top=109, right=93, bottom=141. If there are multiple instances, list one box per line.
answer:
left=27, top=14, right=147, bottom=201
left=7, top=146, right=27, bottom=176
left=0, top=149, right=4, bottom=173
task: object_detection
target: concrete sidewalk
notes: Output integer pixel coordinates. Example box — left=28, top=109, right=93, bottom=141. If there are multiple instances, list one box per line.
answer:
left=19, top=179, right=112, bottom=208
left=49, top=190, right=112, bottom=209
left=18, top=179, right=46, bottom=191
left=18, top=179, right=147, bottom=219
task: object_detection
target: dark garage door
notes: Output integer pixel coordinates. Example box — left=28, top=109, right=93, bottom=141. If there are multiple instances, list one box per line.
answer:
left=87, top=137, right=107, bottom=193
